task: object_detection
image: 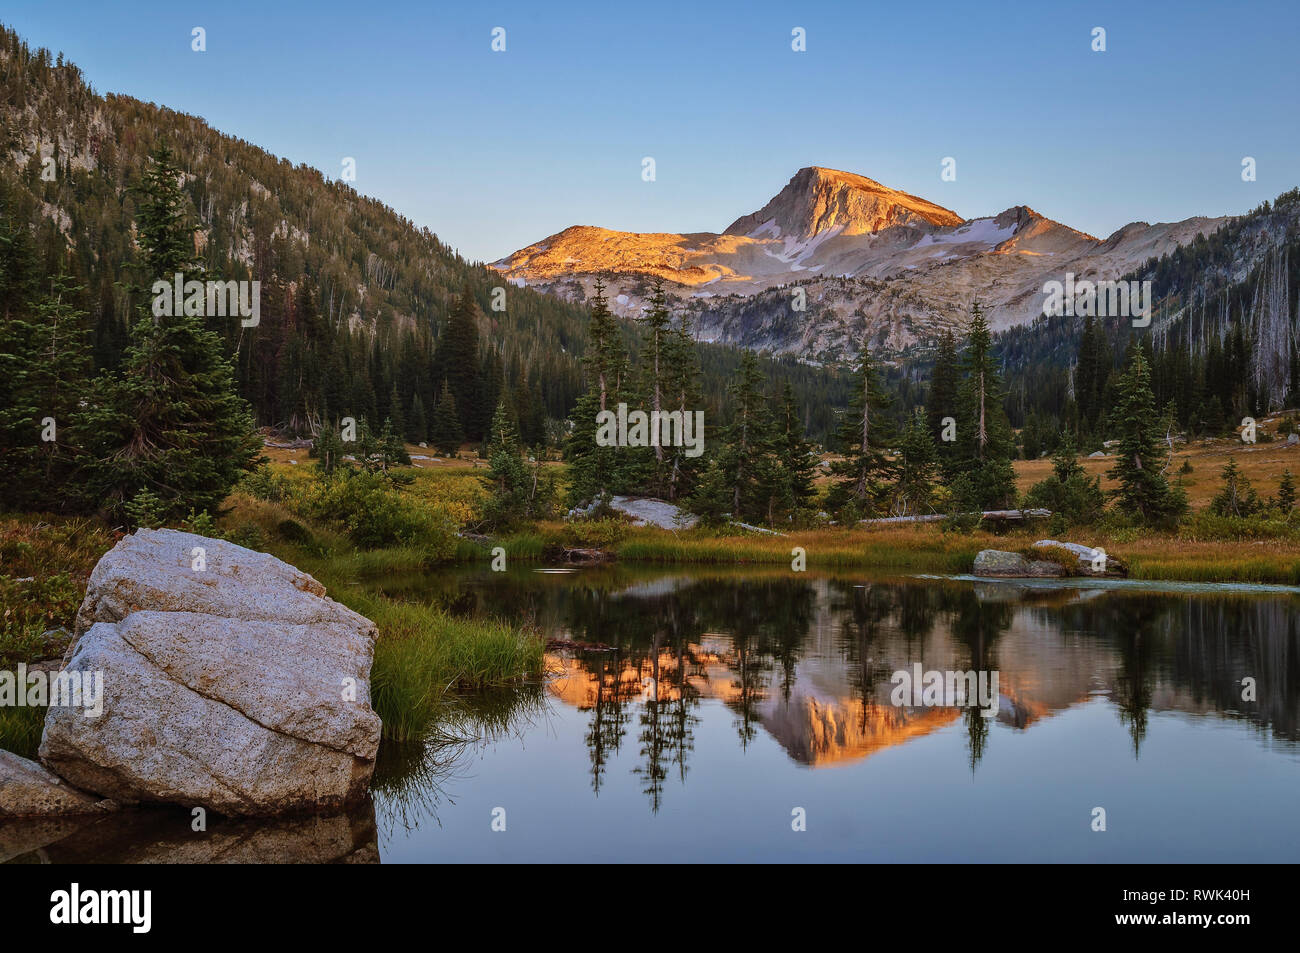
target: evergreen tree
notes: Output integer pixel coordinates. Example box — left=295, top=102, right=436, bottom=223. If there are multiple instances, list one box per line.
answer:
left=774, top=381, right=817, bottom=517
left=1208, top=457, right=1260, bottom=518
left=892, top=408, right=939, bottom=517
left=927, top=329, right=960, bottom=476
left=482, top=399, right=554, bottom=528
left=435, top=285, right=482, bottom=439
left=1107, top=346, right=1187, bottom=525
left=353, top=416, right=410, bottom=477
left=627, top=279, right=674, bottom=496
left=711, top=350, right=780, bottom=523
left=87, top=145, right=261, bottom=522
left=1279, top=469, right=1296, bottom=515
left=312, top=419, right=344, bottom=477
left=387, top=383, right=406, bottom=444
left=827, top=342, right=895, bottom=520
left=950, top=302, right=1017, bottom=510
left=1024, top=431, right=1105, bottom=529
left=428, top=380, right=464, bottom=456
left=565, top=279, right=628, bottom=506
left=0, top=271, right=96, bottom=511
left=661, top=307, right=703, bottom=501
left=408, top=391, right=428, bottom=444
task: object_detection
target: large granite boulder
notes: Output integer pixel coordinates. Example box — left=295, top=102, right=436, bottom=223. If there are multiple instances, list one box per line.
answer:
left=40, top=529, right=381, bottom=816
left=0, top=750, right=115, bottom=817
left=972, top=550, right=1066, bottom=577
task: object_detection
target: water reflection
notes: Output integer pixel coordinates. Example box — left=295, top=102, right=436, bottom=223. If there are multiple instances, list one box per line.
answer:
left=0, top=804, right=379, bottom=863
left=405, top=569, right=1300, bottom=819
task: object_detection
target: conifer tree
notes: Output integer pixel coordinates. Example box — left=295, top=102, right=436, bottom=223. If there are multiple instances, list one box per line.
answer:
left=627, top=279, right=674, bottom=496
left=312, top=419, right=344, bottom=477
left=927, top=329, right=960, bottom=477
left=827, top=342, right=894, bottom=520
left=661, top=307, right=703, bottom=501
left=387, top=383, right=406, bottom=443
left=1107, top=346, right=1187, bottom=525
left=1279, top=469, right=1296, bottom=515
left=775, top=381, right=817, bottom=517
left=1024, top=431, right=1105, bottom=528
left=565, top=279, right=628, bottom=506
left=408, top=391, right=428, bottom=444
left=428, top=380, right=464, bottom=456
left=87, top=145, right=260, bottom=522
left=435, top=285, right=482, bottom=439
left=950, top=302, right=1017, bottom=510
left=0, top=272, right=95, bottom=510
left=713, top=350, right=778, bottom=522
left=482, top=399, right=554, bottom=528
left=1208, top=457, right=1260, bottom=518
left=892, top=408, right=939, bottom=517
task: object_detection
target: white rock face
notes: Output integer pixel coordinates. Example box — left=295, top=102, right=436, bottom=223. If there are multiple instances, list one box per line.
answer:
left=73, top=528, right=334, bottom=636
left=41, top=529, right=381, bottom=816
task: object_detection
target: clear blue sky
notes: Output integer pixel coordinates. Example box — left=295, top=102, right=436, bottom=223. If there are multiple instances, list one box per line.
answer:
left=5, top=0, right=1298, bottom=262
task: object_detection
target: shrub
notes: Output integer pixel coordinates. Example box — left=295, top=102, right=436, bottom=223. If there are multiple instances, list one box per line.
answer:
left=240, top=463, right=292, bottom=503
left=123, top=488, right=167, bottom=529
left=1024, top=439, right=1105, bottom=528
left=276, top=518, right=314, bottom=545
left=297, top=471, right=458, bottom=556
left=563, top=517, right=629, bottom=548
left=180, top=509, right=218, bottom=537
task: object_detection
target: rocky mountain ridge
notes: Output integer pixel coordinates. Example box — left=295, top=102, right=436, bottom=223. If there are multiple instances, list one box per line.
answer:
left=493, top=166, right=1231, bottom=361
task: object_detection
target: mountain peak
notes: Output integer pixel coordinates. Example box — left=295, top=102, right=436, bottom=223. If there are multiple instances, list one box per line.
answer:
left=724, top=166, right=964, bottom=240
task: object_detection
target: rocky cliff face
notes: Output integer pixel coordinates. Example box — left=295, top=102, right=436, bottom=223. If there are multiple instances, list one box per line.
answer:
left=722, top=166, right=963, bottom=239
left=492, top=166, right=1229, bottom=361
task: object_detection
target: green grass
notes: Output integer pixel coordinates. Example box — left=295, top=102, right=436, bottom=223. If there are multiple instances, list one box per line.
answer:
left=612, top=526, right=982, bottom=574
left=219, top=493, right=547, bottom=742
left=334, top=588, right=544, bottom=742
left=0, top=703, right=46, bottom=760
left=1124, top=555, right=1300, bottom=585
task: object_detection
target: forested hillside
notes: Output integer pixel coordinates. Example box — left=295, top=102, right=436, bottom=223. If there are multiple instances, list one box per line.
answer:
left=0, top=23, right=850, bottom=453
left=988, top=191, right=1300, bottom=455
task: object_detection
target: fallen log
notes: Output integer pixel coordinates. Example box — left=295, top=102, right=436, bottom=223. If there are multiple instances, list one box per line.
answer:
left=860, top=508, right=1052, bottom=526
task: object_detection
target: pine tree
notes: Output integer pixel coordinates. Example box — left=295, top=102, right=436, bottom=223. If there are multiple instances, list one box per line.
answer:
left=892, top=408, right=939, bottom=517
left=86, top=145, right=261, bottom=522
left=435, top=285, right=482, bottom=439
left=1024, top=431, right=1105, bottom=529
left=428, top=380, right=464, bottom=456
left=1107, top=346, right=1187, bottom=525
left=408, top=391, right=428, bottom=444
left=482, top=399, right=554, bottom=528
left=1208, top=457, right=1260, bottom=518
left=827, top=342, right=894, bottom=520
left=927, top=329, right=960, bottom=476
left=627, top=278, right=674, bottom=496
left=565, top=279, right=628, bottom=506
left=712, top=350, right=779, bottom=523
left=774, top=381, right=816, bottom=517
left=1279, top=469, right=1296, bottom=515
left=312, top=420, right=344, bottom=477
left=661, top=307, right=703, bottom=501
left=387, top=383, right=406, bottom=444
left=0, top=271, right=95, bottom=510
left=950, top=302, right=1017, bottom=510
